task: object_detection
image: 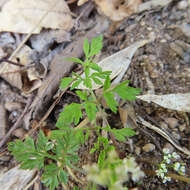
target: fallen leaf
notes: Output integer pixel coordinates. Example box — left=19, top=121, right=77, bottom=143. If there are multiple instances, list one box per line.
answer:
left=77, top=0, right=89, bottom=6
left=0, top=45, right=42, bottom=93
left=0, top=165, right=36, bottom=190
left=137, top=93, right=190, bottom=112
left=78, top=39, right=150, bottom=89
left=95, top=0, right=141, bottom=21
left=0, top=0, right=73, bottom=34
left=138, top=0, right=172, bottom=12
left=30, top=30, right=71, bottom=51
left=118, top=104, right=137, bottom=129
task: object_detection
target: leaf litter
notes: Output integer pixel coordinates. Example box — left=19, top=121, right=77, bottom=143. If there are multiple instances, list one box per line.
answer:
left=0, top=0, right=190, bottom=189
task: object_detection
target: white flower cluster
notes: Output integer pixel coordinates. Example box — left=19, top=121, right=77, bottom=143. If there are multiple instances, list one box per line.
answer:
left=123, top=157, right=144, bottom=182
left=84, top=150, right=144, bottom=189
left=156, top=148, right=186, bottom=183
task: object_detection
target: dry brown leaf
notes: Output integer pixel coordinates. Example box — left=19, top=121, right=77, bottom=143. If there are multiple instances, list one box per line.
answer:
left=30, top=30, right=71, bottom=51
left=95, top=0, right=141, bottom=21
left=0, top=166, right=36, bottom=190
left=119, top=103, right=137, bottom=129
left=137, top=93, right=190, bottom=112
left=77, top=0, right=89, bottom=6
left=0, top=45, right=42, bottom=93
left=0, top=0, right=73, bottom=34
left=78, top=39, right=149, bottom=89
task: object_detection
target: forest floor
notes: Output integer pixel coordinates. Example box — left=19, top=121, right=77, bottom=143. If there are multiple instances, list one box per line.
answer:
left=0, top=0, right=190, bottom=190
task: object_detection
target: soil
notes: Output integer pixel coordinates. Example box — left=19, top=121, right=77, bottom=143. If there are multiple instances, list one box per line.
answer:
left=0, top=0, right=190, bottom=190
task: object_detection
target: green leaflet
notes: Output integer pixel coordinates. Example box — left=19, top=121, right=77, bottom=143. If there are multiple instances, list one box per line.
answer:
left=76, top=90, right=88, bottom=101
left=56, top=103, right=82, bottom=128
left=84, top=101, right=97, bottom=121
left=60, top=77, right=73, bottom=90
left=83, top=38, right=90, bottom=57
left=89, top=35, right=103, bottom=57
left=103, top=76, right=111, bottom=91
left=112, top=80, right=141, bottom=100
left=103, top=92, right=118, bottom=113
left=65, top=57, right=84, bottom=65
left=111, top=128, right=136, bottom=142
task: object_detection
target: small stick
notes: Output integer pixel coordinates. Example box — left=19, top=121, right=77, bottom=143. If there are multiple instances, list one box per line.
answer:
left=0, top=95, right=33, bottom=148
left=0, top=58, right=24, bottom=67
left=23, top=172, right=39, bottom=190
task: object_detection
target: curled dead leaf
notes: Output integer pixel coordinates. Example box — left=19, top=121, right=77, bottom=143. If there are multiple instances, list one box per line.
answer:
left=137, top=93, right=190, bottom=112
left=0, top=46, right=42, bottom=93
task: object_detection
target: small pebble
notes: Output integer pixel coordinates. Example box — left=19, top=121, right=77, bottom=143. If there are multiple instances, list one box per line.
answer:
left=177, top=0, right=188, bottom=10
left=165, top=117, right=178, bottom=129
left=163, top=143, right=174, bottom=153
left=12, top=128, right=27, bottom=138
left=135, top=147, right=141, bottom=155
left=179, top=124, right=186, bottom=132
left=143, top=143, right=155, bottom=152
left=0, top=155, right=11, bottom=162
left=172, top=132, right=181, bottom=140
left=160, top=121, right=168, bottom=130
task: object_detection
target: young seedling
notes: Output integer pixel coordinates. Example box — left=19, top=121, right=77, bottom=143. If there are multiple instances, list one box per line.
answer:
left=8, top=35, right=141, bottom=190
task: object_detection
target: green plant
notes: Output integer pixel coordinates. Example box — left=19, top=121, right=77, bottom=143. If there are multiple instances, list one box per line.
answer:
left=156, top=148, right=186, bottom=183
left=8, top=35, right=141, bottom=190
left=84, top=150, right=144, bottom=190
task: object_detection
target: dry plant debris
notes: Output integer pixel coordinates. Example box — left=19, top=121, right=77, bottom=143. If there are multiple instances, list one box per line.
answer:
left=0, top=45, right=42, bottom=93
left=137, top=93, right=190, bottom=112
left=78, top=0, right=141, bottom=21
left=0, top=0, right=73, bottom=34
left=0, top=0, right=190, bottom=189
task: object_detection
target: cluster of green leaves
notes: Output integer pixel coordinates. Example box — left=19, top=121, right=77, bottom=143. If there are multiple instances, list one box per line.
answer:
left=9, top=130, right=80, bottom=190
left=8, top=35, right=141, bottom=190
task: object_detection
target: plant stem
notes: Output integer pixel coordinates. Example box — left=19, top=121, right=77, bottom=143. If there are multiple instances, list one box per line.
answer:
left=89, top=89, right=123, bottom=157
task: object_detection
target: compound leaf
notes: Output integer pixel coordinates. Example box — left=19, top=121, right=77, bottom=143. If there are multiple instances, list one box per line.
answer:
left=111, top=128, right=136, bottom=142
left=56, top=103, right=82, bottom=128
left=42, top=163, right=59, bottom=190
left=112, top=81, right=141, bottom=100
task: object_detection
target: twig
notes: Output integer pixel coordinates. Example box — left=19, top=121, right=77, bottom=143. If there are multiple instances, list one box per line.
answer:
left=66, top=166, right=84, bottom=184
left=0, top=95, right=33, bottom=148
left=0, top=58, right=24, bottom=67
left=137, top=116, right=190, bottom=157
left=23, top=172, right=39, bottom=190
